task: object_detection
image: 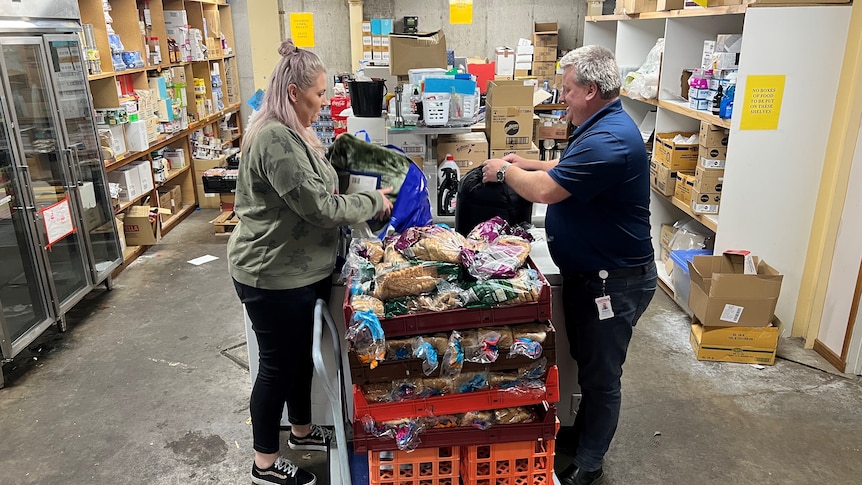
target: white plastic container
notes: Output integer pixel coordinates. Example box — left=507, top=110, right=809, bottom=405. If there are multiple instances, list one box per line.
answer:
left=423, top=92, right=450, bottom=126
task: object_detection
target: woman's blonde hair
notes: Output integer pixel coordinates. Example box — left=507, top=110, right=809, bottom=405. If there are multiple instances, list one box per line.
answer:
left=242, top=39, right=326, bottom=155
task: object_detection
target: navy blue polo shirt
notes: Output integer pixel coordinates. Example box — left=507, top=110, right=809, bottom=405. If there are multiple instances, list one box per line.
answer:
left=546, top=99, right=653, bottom=273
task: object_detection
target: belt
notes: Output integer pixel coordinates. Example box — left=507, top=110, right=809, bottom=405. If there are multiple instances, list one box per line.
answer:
left=566, top=262, right=656, bottom=280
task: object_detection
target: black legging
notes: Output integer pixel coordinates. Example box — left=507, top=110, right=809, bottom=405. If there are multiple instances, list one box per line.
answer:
left=233, top=277, right=332, bottom=454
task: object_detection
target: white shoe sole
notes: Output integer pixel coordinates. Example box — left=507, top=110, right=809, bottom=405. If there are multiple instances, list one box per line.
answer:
left=252, top=476, right=317, bottom=485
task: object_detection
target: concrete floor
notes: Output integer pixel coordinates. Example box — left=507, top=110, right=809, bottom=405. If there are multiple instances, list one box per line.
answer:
left=1, top=209, right=862, bottom=484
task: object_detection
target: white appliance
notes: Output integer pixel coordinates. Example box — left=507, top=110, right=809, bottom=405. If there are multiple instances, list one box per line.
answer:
left=346, top=114, right=387, bottom=145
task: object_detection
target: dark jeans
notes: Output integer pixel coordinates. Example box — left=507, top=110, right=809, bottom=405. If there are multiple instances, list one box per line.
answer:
left=234, top=277, right=332, bottom=454
left=561, top=265, right=657, bottom=472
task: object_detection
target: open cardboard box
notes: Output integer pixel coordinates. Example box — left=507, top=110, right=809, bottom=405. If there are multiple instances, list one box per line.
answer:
left=689, top=316, right=780, bottom=365
left=687, top=251, right=783, bottom=328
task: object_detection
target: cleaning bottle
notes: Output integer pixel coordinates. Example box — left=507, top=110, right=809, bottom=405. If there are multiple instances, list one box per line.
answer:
left=719, top=73, right=737, bottom=120
left=711, top=85, right=723, bottom=117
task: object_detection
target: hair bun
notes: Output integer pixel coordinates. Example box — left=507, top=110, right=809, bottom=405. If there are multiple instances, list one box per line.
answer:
left=278, top=39, right=297, bottom=57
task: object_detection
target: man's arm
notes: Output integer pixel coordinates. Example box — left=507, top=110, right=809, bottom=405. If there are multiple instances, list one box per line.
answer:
left=481, top=158, right=570, bottom=204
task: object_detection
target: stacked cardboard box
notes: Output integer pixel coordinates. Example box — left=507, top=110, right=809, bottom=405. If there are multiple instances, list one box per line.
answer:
left=650, top=132, right=697, bottom=197
left=692, top=121, right=729, bottom=214
left=687, top=251, right=783, bottom=365
left=370, top=18, right=392, bottom=65
left=515, top=41, right=533, bottom=79
left=532, top=22, right=558, bottom=82
left=435, top=132, right=489, bottom=216
left=484, top=80, right=535, bottom=152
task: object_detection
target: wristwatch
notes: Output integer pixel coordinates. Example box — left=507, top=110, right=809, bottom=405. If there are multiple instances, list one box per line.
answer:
left=496, top=163, right=510, bottom=183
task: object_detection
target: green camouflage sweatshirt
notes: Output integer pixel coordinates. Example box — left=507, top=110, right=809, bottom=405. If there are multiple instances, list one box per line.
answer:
left=228, top=121, right=382, bottom=290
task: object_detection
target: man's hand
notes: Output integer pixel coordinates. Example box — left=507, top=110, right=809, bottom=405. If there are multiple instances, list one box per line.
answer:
left=481, top=159, right=510, bottom=183
left=375, top=187, right=394, bottom=220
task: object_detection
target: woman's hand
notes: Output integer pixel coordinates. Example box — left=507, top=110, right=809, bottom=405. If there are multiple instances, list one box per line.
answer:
left=375, top=187, right=394, bottom=220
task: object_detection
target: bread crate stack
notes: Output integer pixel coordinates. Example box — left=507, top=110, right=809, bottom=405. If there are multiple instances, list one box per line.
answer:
left=342, top=218, right=560, bottom=485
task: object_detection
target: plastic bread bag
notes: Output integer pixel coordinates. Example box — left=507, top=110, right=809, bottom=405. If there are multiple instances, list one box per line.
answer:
left=441, top=331, right=465, bottom=379
left=373, top=261, right=461, bottom=300
left=393, top=420, right=423, bottom=451
left=511, top=322, right=548, bottom=343
left=460, top=410, right=495, bottom=430
left=489, top=371, right=521, bottom=389
left=394, top=224, right=470, bottom=264
left=384, top=296, right=413, bottom=318
left=412, top=336, right=440, bottom=376
left=494, top=406, right=538, bottom=425
left=350, top=294, right=385, bottom=318
left=518, top=357, right=549, bottom=386
left=340, top=251, right=376, bottom=286
left=463, top=329, right=501, bottom=364
left=454, top=371, right=489, bottom=394
left=360, top=414, right=393, bottom=438
left=345, top=310, right=386, bottom=369
left=463, top=269, right=545, bottom=307
left=423, top=413, right=459, bottom=429
left=391, top=378, right=426, bottom=402
left=421, top=377, right=451, bottom=397
left=351, top=238, right=384, bottom=265
left=479, top=326, right=513, bottom=349
left=386, top=338, right=414, bottom=360
left=467, top=216, right=537, bottom=243
left=362, top=382, right=393, bottom=403
left=508, top=337, right=543, bottom=359
left=460, top=236, right=531, bottom=280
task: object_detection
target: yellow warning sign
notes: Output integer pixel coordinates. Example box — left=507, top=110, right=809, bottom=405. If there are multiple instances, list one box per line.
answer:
left=289, top=13, right=315, bottom=48
left=450, top=0, right=473, bottom=25
left=740, top=75, right=786, bottom=131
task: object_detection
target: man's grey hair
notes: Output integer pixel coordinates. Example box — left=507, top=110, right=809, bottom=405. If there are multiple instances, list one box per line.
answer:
left=559, top=45, right=621, bottom=99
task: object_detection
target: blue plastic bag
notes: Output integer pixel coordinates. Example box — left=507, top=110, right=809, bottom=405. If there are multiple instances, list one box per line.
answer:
left=385, top=161, right=432, bottom=237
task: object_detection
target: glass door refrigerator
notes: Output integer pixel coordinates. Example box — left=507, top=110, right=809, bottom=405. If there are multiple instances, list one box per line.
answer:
left=0, top=1, right=122, bottom=387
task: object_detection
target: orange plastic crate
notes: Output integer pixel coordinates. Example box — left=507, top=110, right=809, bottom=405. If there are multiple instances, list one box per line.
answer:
left=369, top=446, right=460, bottom=485
left=460, top=439, right=556, bottom=485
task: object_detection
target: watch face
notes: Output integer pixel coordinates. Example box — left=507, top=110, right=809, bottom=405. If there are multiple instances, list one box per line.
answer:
left=496, top=166, right=506, bottom=183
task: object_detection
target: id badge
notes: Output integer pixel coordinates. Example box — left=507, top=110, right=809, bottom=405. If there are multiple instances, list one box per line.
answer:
left=595, top=295, right=614, bottom=320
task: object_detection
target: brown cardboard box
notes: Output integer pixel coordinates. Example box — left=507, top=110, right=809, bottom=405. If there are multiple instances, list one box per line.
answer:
left=489, top=143, right=540, bottom=159
left=389, top=30, right=448, bottom=75
left=660, top=223, right=676, bottom=250
left=658, top=0, right=685, bottom=9
left=690, top=319, right=779, bottom=365
left=532, top=61, right=556, bottom=81
left=169, top=185, right=182, bottom=212
left=123, top=205, right=161, bottom=246
left=533, top=46, right=557, bottom=63
left=687, top=252, right=783, bottom=327
left=699, top=144, right=727, bottom=160
left=655, top=132, right=698, bottom=171
left=694, top=165, right=724, bottom=193
left=537, top=118, right=569, bottom=140
left=436, top=132, right=488, bottom=216
left=587, top=0, right=606, bottom=15
left=653, top=162, right=685, bottom=197
left=485, top=80, right=536, bottom=149
left=533, top=22, right=558, bottom=47
left=623, top=0, right=658, bottom=13
left=194, top=157, right=226, bottom=209
left=699, top=121, right=730, bottom=148
left=220, top=193, right=235, bottom=212
left=690, top=189, right=721, bottom=215
left=673, top=171, right=696, bottom=206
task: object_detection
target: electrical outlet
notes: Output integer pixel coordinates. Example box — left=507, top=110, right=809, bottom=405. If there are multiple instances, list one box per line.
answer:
left=570, top=393, right=582, bottom=416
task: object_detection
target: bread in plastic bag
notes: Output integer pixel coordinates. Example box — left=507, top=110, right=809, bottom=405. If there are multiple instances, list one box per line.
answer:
left=394, top=224, right=469, bottom=263
left=351, top=294, right=385, bottom=318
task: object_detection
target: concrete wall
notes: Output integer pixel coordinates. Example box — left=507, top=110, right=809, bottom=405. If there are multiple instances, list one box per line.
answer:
left=233, top=0, right=587, bottom=119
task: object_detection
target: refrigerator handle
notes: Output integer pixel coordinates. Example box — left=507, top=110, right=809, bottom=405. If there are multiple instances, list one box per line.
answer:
left=13, top=164, right=37, bottom=212
left=65, top=147, right=84, bottom=187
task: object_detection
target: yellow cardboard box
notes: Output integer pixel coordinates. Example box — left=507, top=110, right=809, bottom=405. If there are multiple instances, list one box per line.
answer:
left=690, top=319, right=779, bottom=365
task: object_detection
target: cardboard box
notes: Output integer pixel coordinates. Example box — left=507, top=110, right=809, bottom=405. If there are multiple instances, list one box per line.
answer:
left=484, top=80, right=536, bottom=149
left=623, top=0, right=658, bottom=13
left=653, top=162, right=684, bottom=197
left=699, top=144, right=727, bottom=161
left=123, top=205, right=161, bottom=246
left=660, top=223, right=676, bottom=250
left=694, top=165, right=724, bottom=193
left=673, top=171, right=695, bottom=206
left=700, top=156, right=726, bottom=170
left=495, top=47, right=516, bottom=76
left=533, top=46, right=557, bottom=63
left=690, top=189, right=721, bottom=215
left=134, top=161, right=154, bottom=194
left=658, top=0, right=685, bottom=9
left=533, top=22, right=558, bottom=47
left=389, top=30, right=447, bottom=76
left=194, top=157, right=227, bottom=209
left=699, top=122, right=729, bottom=148
left=587, top=0, right=606, bottom=16
left=108, top=166, right=142, bottom=202
left=537, top=118, right=569, bottom=140
left=436, top=132, right=488, bottom=216
left=655, top=132, right=698, bottom=171
left=220, top=193, right=235, bottom=212
left=532, top=61, right=556, bottom=81
left=690, top=320, right=779, bottom=365
left=489, top=143, right=540, bottom=159
left=688, top=252, right=783, bottom=328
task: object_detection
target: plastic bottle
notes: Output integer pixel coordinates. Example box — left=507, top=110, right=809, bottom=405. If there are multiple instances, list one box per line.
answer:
left=711, top=85, right=723, bottom=116
left=720, top=74, right=736, bottom=120
left=542, top=79, right=551, bottom=104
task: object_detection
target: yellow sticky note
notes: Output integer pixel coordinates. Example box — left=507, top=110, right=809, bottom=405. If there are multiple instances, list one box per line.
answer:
left=290, top=13, right=315, bottom=48
left=450, top=0, right=473, bottom=25
left=740, top=75, right=786, bottom=131
left=693, top=0, right=708, bottom=7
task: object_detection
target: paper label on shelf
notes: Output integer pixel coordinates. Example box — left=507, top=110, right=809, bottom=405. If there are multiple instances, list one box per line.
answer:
left=289, top=13, right=315, bottom=48
left=720, top=304, right=744, bottom=324
left=41, top=197, right=76, bottom=248
left=740, top=75, right=786, bottom=131
left=449, top=0, right=474, bottom=25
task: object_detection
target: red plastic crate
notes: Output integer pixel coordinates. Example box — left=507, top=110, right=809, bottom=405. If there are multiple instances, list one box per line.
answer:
left=354, top=365, right=560, bottom=423
left=461, top=439, right=556, bottom=485
left=368, top=445, right=460, bottom=485
left=343, top=258, right=553, bottom=338
left=353, top=404, right=557, bottom=453
left=349, top=322, right=557, bottom=385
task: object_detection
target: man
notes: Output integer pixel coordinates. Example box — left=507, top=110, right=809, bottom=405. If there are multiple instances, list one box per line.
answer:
left=482, top=45, right=657, bottom=485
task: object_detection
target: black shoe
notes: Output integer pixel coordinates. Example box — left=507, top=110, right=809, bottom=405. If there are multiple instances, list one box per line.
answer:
left=288, top=424, right=332, bottom=451
left=558, top=463, right=604, bottom=485
left=251, top=456, right=316, bottom=485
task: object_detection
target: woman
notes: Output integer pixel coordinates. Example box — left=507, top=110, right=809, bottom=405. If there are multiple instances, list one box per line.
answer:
left=228, top=39, right=392, bottom=485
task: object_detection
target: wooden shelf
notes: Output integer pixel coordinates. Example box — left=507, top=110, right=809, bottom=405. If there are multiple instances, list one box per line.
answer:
left=621, top=92, right=731, bottom=129
left=115, top=192, right=151, bottom=214
left=651, top=187, right=719, bottom=232
left=587, top=5, right=747, bottom=22
left=163, top=164, right=191, bottom=183
left=534, top=104, right=567, bottom=111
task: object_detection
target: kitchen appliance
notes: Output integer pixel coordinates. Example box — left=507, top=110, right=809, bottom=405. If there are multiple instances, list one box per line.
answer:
left=0, top=0, right=122, bottom=387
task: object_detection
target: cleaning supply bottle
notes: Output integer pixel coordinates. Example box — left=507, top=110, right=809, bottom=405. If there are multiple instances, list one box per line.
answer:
left=719, top=73, right=736, bottom=120
left=711, top=85, right=723, bottom=117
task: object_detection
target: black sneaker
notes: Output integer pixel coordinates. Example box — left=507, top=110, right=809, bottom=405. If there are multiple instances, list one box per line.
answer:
left=251, top=456, right=316, bottom=485
left=288, top=424, right=332, bottom=451
left=558, top=464, right=604, bottom=485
